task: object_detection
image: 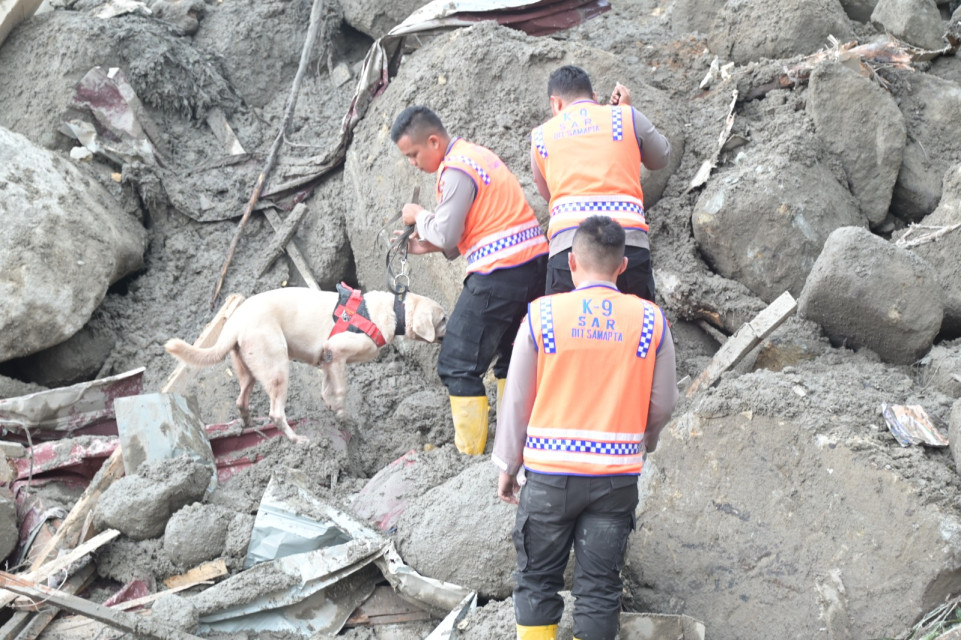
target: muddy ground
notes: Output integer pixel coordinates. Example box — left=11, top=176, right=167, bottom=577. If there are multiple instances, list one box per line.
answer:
left=2, top=0, right=961, bottom=638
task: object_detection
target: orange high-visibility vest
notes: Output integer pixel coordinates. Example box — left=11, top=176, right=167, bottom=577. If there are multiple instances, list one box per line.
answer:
left=524, top=284, right=666, bottom=476
left=438, top=138, right=548, bottom=274
left=532, top=101, right=646, bottom=241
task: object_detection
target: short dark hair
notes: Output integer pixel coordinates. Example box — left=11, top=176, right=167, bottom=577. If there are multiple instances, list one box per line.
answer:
left=390, top=106, right=446, bottom=143
left=547, top=65, right=594, bottom=101
left=572, top=216, right=625, bottom=272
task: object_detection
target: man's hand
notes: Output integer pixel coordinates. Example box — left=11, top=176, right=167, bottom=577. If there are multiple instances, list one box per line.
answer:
left=392, top=229, right=440, bottom=255
left=402, top=203, right=424, bottom=226
left=643, top=432, right=658, bottom=454
left=498, top=472, right=520, bottom=505
left=610, top=82, right=632, bottom=107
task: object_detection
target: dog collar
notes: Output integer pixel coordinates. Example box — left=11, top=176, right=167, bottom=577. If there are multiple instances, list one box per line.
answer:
left=394, top=295, right=406, bottom=337
left=330, top=283, right=387, bottom=348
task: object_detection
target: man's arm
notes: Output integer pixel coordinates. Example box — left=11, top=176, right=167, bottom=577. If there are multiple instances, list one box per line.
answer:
left=492, top=316, right=538, bottom=491
left=643, top=322, right=679, bottom=453
left=632, top=108, right=671, bottom=171
left=402, top=169, right=475, bottom=259
left=531, top=146, right=551, bottom=202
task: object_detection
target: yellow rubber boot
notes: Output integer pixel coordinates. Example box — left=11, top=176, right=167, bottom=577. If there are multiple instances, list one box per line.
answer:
left=516, top=624, right=558, bottom=640
left=496, top=377, right=507, bottom=415
left=450, top=395, right=489, bottom=455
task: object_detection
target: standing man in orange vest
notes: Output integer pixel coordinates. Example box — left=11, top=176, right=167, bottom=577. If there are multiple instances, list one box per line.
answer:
left=391, top=106, right=549, bottom=455
left=532, top=65, right=672, bottom=300
left=493, top=216, right=678, bottom=640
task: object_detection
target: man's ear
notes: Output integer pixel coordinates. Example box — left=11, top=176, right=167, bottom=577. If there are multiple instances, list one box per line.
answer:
left=568, top=251, right=578, bottom=273
left=411, top=301, right=436, bottom=342
left=550, top=95, right=563, bottom=116
left=616, top=256, right=628, bottom=276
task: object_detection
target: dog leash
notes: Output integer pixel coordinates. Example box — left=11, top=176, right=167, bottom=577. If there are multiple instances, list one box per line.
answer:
left=380, top=186, right=420, bottom=300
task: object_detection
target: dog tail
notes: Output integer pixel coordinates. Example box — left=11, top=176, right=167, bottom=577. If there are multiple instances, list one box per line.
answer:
left=164, top=329, right=236, bottom=368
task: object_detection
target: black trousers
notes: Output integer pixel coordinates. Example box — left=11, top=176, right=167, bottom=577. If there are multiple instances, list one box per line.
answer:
left=437, top=256, right=547, bottom=397
left=545, top=245, right=655, bottom=301
left=513, top=471, right=639, bottom=640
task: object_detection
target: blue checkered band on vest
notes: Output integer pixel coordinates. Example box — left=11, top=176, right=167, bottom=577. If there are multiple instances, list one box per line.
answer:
left=466, top=226, right=543, bottom=266
left=449, top=155, right=491, bottom=185
left=533, top=127, right=548, bottom=159
left=612, top=107, right=623, bottom=141
left=526, top=436, right=641, bottom=456
left=551, top=200, right=645, bottom=216
left=637, top=304, right=656, bottom=358
left=540, top=298, right=556, bottom=354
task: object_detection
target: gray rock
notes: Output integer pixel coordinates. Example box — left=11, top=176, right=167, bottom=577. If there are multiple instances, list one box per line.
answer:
left=629, top=411, right=961, bottom=640
left=164, top=503, right=235, bottom=569
left=897, top=164, right=961, bottom=336
left=951, top=399, right=961, bottom=474
left=691, top=131, right=864, bottom=303
left=150, top=594, right=199, bottom=632
left=0, top=488, right=17, bottom=562
left=806, top=63, right=906, bottom=227
left=2, top=322, right=115, bottom=387
left=709, top=0, right=855, bottom=64
left=292, top=174, right=354, bottom=291
left=871, top=0, right=946, bottom=50
left=394, top=460, right=516, bottom=599
left=798, top=226, right=943, bottom=365
left=671, top=0, right=722, bottom=35
left=0, top=127, right=145, bottom=363
left=340, top=0, right=427, bottom=38
left=890, top=72, right=961, bottom=223
left=917, top=343, right=961, bottom=398
left=93, top=457, right=213, bottom=540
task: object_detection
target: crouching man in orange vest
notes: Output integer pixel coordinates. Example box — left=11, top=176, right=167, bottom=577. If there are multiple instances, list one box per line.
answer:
left=493, top=215, right=678, bottom=640
left=392, top=106, right=549, bottom=455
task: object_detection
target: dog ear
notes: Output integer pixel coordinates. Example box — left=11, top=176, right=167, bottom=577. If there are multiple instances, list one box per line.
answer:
left=411, top=300, right=436, bottom=342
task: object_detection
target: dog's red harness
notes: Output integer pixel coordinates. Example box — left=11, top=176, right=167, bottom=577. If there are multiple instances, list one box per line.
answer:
left=330, top=283, right=387, bottom=348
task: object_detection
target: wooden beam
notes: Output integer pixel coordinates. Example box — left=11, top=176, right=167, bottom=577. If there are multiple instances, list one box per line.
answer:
left=0, top=572, right=204, bottom=640
left=262, top=208, right=320, bottom=290
left=1, top=562, right=96, bottom=640
left=685, top=291, right=797, bottom=397
left=1, top=529, right=119, bottom=609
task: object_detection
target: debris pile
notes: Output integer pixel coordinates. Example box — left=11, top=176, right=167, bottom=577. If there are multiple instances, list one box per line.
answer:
left=2, top=0, right=961, bottom=639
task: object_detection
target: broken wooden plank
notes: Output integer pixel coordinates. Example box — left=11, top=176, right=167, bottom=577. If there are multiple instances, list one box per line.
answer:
left=1, top=529, right=119, bottom=610
left=256, top=203, right=311, bottom=277
left=685, top=291, right=797, bottom=397
left=161, top=293, right=245, bottom=395
left=163, top=558, right=228, bottom=590
left=262, top=207, right=320, bottom=290
left=1, top=562, right=97, bottom=639
left=0, top=571, right=204, bottom=640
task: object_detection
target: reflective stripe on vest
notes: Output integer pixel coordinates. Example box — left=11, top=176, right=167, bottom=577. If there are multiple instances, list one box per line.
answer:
left=524, top=286, right=665, bottom=476
left=438, top=139, right=548, bottom=274
left=532, top=102, right=645, bottom=240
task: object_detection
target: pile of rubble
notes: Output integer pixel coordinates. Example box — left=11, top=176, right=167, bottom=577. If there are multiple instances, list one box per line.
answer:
left=2, top=0, right=961, bottom=638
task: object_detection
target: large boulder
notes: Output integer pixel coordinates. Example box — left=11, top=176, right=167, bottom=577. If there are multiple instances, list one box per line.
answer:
left=394, top=460, right=516, bottom=599
left=344, top=21, right=686, bottom=312
left=340, top=0, right=426, bottom=39
left=691, top=122, right=864, bottom=303
left=708, top=0, right=855, bottom=65
left=897, top=164, right=961, bottom=337
left=671, top=0, right=722, bottom=35
left=798, top=226, right=943, bottom=365
left=890, top=72, right=961, bottom=222
left=806, top=62, right=905, bottom=227
left=871, top=0, right=946, bottom=50
left=0, top=127, right=145, bottom=362
left=630, top=407, right=961, bottom=640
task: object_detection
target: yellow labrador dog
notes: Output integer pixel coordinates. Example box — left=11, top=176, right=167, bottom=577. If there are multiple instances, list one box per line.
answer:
left=165, top=286, right=447, bottom=442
